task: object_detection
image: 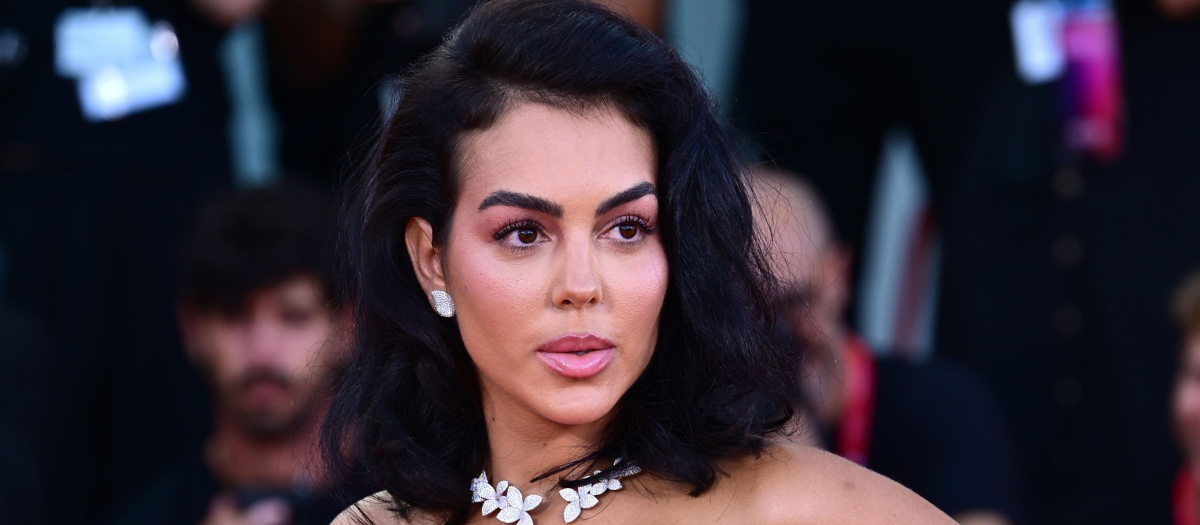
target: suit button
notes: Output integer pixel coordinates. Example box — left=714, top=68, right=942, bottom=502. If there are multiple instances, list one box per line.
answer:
left=1054, top=376, right=1084, bottom=408
left=1053, top=235, right=1084, bottom=267
left=1054, top=304, right=1084, bottom=337
left=1054, top=444, right=1083, bottom=476
left=1054, top=167, right=1083, bottom=200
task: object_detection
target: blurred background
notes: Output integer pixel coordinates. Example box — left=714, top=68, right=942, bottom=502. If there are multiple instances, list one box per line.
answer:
left=1, top=0, right=1199, bottom=524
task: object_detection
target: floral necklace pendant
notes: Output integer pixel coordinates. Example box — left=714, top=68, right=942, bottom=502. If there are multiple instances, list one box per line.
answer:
left=470, top=458, right=641, bottom=525
left=472, top=474, right=542, bottom=525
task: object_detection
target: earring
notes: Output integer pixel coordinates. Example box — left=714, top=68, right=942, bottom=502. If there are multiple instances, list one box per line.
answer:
left=430, top=290, right=455, bottom=317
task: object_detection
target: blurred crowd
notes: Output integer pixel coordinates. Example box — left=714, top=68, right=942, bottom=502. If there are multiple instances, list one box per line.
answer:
left=1, top=0, right=1199, bottom=524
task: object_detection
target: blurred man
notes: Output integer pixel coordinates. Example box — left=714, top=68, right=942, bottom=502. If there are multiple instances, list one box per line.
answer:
left=106, top=184, right=347, bottom=525
left=751, top=169, right=1023, bottom=525
left=740, top=1, right=1200, bottom=521
left=1171, top=272, right=1200, bottom=525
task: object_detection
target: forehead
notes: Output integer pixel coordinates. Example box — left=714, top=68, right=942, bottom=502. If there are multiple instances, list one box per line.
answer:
left=455, top=102, right=656, bottom=207
left=752, top=175, right=826, bottom=285
left=245, top=275, right=326, bottom=308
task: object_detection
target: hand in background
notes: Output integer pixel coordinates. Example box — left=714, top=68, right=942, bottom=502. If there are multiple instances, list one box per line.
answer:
left=199, top=494, right=292, bottom=525
left=188, top=0, right=273, bottom=26
left=592, top=0, right=662, bottom=33
left=956, top=511, right=1013, bottom=525
left=1157, top=0, right=1200, bottom=20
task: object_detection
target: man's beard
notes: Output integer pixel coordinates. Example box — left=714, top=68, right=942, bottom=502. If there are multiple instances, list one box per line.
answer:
left=220, top=367, right=314, bottom=440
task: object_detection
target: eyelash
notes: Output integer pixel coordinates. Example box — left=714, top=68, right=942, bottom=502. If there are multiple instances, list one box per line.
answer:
left=607, top=214, right=657, bottom=240
left=491, top=219, right=543, bottom=242
left=490, top=214, right=657, bottom=251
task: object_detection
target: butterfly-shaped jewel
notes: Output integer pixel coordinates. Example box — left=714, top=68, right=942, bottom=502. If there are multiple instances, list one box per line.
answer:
left=471, top=471, right=489, bottom=503
left=612, top=457, right=642, bottom=478
left=496, top=485, right=541, bottom=525
left=558, top=485, right=596, bottom=524
left=588, top=469, right=625, bottom=496
left=559, top=469, right=629, bottom=523
left=473, top=459, right=639, bottom=525
left=472, top=473, right=514, bottom=517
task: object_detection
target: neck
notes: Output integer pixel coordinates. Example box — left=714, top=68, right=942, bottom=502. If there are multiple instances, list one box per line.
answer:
left=206, top=404, right=327, bottom=489
left=481, top=386, right=611, bottom=496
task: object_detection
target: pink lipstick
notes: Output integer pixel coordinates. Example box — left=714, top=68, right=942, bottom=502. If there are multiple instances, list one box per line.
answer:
left=536, top=333, right=615, bottom=378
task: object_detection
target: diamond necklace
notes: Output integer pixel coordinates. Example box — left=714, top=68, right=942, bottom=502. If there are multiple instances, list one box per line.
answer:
left=470, top=458, right=642, bottom=525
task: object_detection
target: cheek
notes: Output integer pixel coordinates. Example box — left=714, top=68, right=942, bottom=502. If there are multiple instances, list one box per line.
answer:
left=286, top=323, right=335, bottom=374
left=1178, top=383, right=1200, bottom=420
left=445, top=241, right=549, bottom=366
left=1175, top=382, right=1200, bottom=444
left=204, top=326, right=247, bottom=379
left=607, top=243, right=669, bottom=361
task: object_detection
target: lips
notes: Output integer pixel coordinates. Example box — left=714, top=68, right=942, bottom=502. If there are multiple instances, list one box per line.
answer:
left=536, top=333, right=616, bottom=378
left=244, top=380, right=288, bottom=409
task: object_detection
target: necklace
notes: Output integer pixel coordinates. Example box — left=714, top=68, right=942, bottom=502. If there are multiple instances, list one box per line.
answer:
left=470, top=458, right=641, bottom=525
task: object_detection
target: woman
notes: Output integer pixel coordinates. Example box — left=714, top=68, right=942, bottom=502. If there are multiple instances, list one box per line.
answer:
left=325, top=0, right=953, bottom=523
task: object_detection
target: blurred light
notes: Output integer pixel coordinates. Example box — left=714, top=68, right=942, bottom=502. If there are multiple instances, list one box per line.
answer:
left=93, top=66, right=130, bottom=120
left=150, top=22, right=179, bottom=62
left=0, top=28, right=27, bottom=67
left=1011, top=0, right=1066, bottom=84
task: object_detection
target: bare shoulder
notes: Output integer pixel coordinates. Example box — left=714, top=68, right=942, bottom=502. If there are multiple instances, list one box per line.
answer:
left=330, top=491, right=432, bottom=525
left=725, top=441, right=955, bottom=525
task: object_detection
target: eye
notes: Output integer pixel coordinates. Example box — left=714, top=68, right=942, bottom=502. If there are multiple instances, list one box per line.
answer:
left=517, top=228, right=538, bottom=244
left=281, top=306, right=315, bottom=325
left=492, top=219, right=547, bottom=250
left=602, top=215, right=655, bottom=243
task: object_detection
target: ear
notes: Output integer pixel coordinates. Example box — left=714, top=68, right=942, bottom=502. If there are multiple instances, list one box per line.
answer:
left=332, top=305, right=354, bottom=334
left=326, top=306, right=356, bottom=364
left=404, top=217, right=447, bottom=307
left=823, top=242, right=855, bottom=316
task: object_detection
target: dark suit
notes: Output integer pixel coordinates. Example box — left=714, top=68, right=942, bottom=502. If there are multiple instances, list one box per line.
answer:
left=939, top=3, right=1200, bottom=521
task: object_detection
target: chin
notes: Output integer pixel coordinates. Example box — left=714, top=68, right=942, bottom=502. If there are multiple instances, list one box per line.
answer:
left=536, top=393, right=621, bottom=427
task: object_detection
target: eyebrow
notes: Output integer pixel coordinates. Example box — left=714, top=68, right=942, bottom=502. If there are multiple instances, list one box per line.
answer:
left=477, top=191, right=564, bottom=218
left=594, top=182, right=656, bottom=217
left=475, top=181, right=657, bottom=219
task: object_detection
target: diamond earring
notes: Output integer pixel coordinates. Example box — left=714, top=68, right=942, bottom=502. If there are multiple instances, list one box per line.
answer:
left=430, top=290, right=455, bottom=317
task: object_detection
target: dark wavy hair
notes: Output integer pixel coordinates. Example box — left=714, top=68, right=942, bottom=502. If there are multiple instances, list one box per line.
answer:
left=180, top=182, right=337, bottom=313
left=322, top=0, right=797, bottom=522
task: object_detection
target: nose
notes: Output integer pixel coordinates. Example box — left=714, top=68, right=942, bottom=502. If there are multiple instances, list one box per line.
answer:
left=243, top=316, right=285, bottom=362
left=551, top=235, right=602, bottom=309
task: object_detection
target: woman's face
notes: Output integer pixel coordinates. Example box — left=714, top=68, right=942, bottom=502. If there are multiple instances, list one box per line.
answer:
left=407, top=102, right=667, bottom=427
